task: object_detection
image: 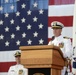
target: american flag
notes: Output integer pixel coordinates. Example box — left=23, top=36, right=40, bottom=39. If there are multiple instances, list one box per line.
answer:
left=0, top=0, right=75, bottom=75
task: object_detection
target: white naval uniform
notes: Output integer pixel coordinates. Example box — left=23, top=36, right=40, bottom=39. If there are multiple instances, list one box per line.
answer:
left=48, top=35, right=73, bottom=75
left=8, top=64, right=28, bottom=75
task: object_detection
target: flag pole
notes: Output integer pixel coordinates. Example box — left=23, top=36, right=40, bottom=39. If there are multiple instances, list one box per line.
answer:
left=72, top=0, right=76, bottom=74
left=73, top=0, right=76, bottom=48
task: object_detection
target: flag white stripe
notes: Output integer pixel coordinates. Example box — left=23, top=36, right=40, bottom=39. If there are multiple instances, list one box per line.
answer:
left=0, top=50, right=19, bottom=62
left=48, top=4, right=74, bottom=16
left=0, top=72, right=7, bottom=75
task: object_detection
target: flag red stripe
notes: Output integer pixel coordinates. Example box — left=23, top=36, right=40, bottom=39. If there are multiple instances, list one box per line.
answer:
left=49, top=0, right=54, bottom=5
left=48, top=38, right=51, bottom=42
left=48, top=16, right=73, bottom=27
left=0, top=62, right=16, bottom=72
left=49, top=0, right=75, bottom=5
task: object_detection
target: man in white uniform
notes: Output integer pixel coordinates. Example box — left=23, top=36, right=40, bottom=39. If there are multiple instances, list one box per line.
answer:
left=48, top=21, right=73, bottom=75
left=8, top=51, right=28, bottom=75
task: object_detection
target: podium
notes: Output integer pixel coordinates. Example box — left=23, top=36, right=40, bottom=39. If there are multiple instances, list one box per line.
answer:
left=19, top=45, right=65, bottom=75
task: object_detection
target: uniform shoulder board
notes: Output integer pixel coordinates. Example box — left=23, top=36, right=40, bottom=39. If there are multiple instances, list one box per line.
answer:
left=63, top=36, right=70, bottom=39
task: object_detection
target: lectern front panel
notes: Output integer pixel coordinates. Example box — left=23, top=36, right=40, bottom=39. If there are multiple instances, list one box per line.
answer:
left=28, top=68, right=50, bottom=75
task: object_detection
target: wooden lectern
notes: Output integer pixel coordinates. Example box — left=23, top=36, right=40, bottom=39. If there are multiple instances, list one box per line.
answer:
left=19, top=45, right=65, bottom=75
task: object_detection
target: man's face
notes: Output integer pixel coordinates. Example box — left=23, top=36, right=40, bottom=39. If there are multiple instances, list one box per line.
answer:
left=15, top=56, right=21, bottom=63
left=52, top=28, right=62, bottom=37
